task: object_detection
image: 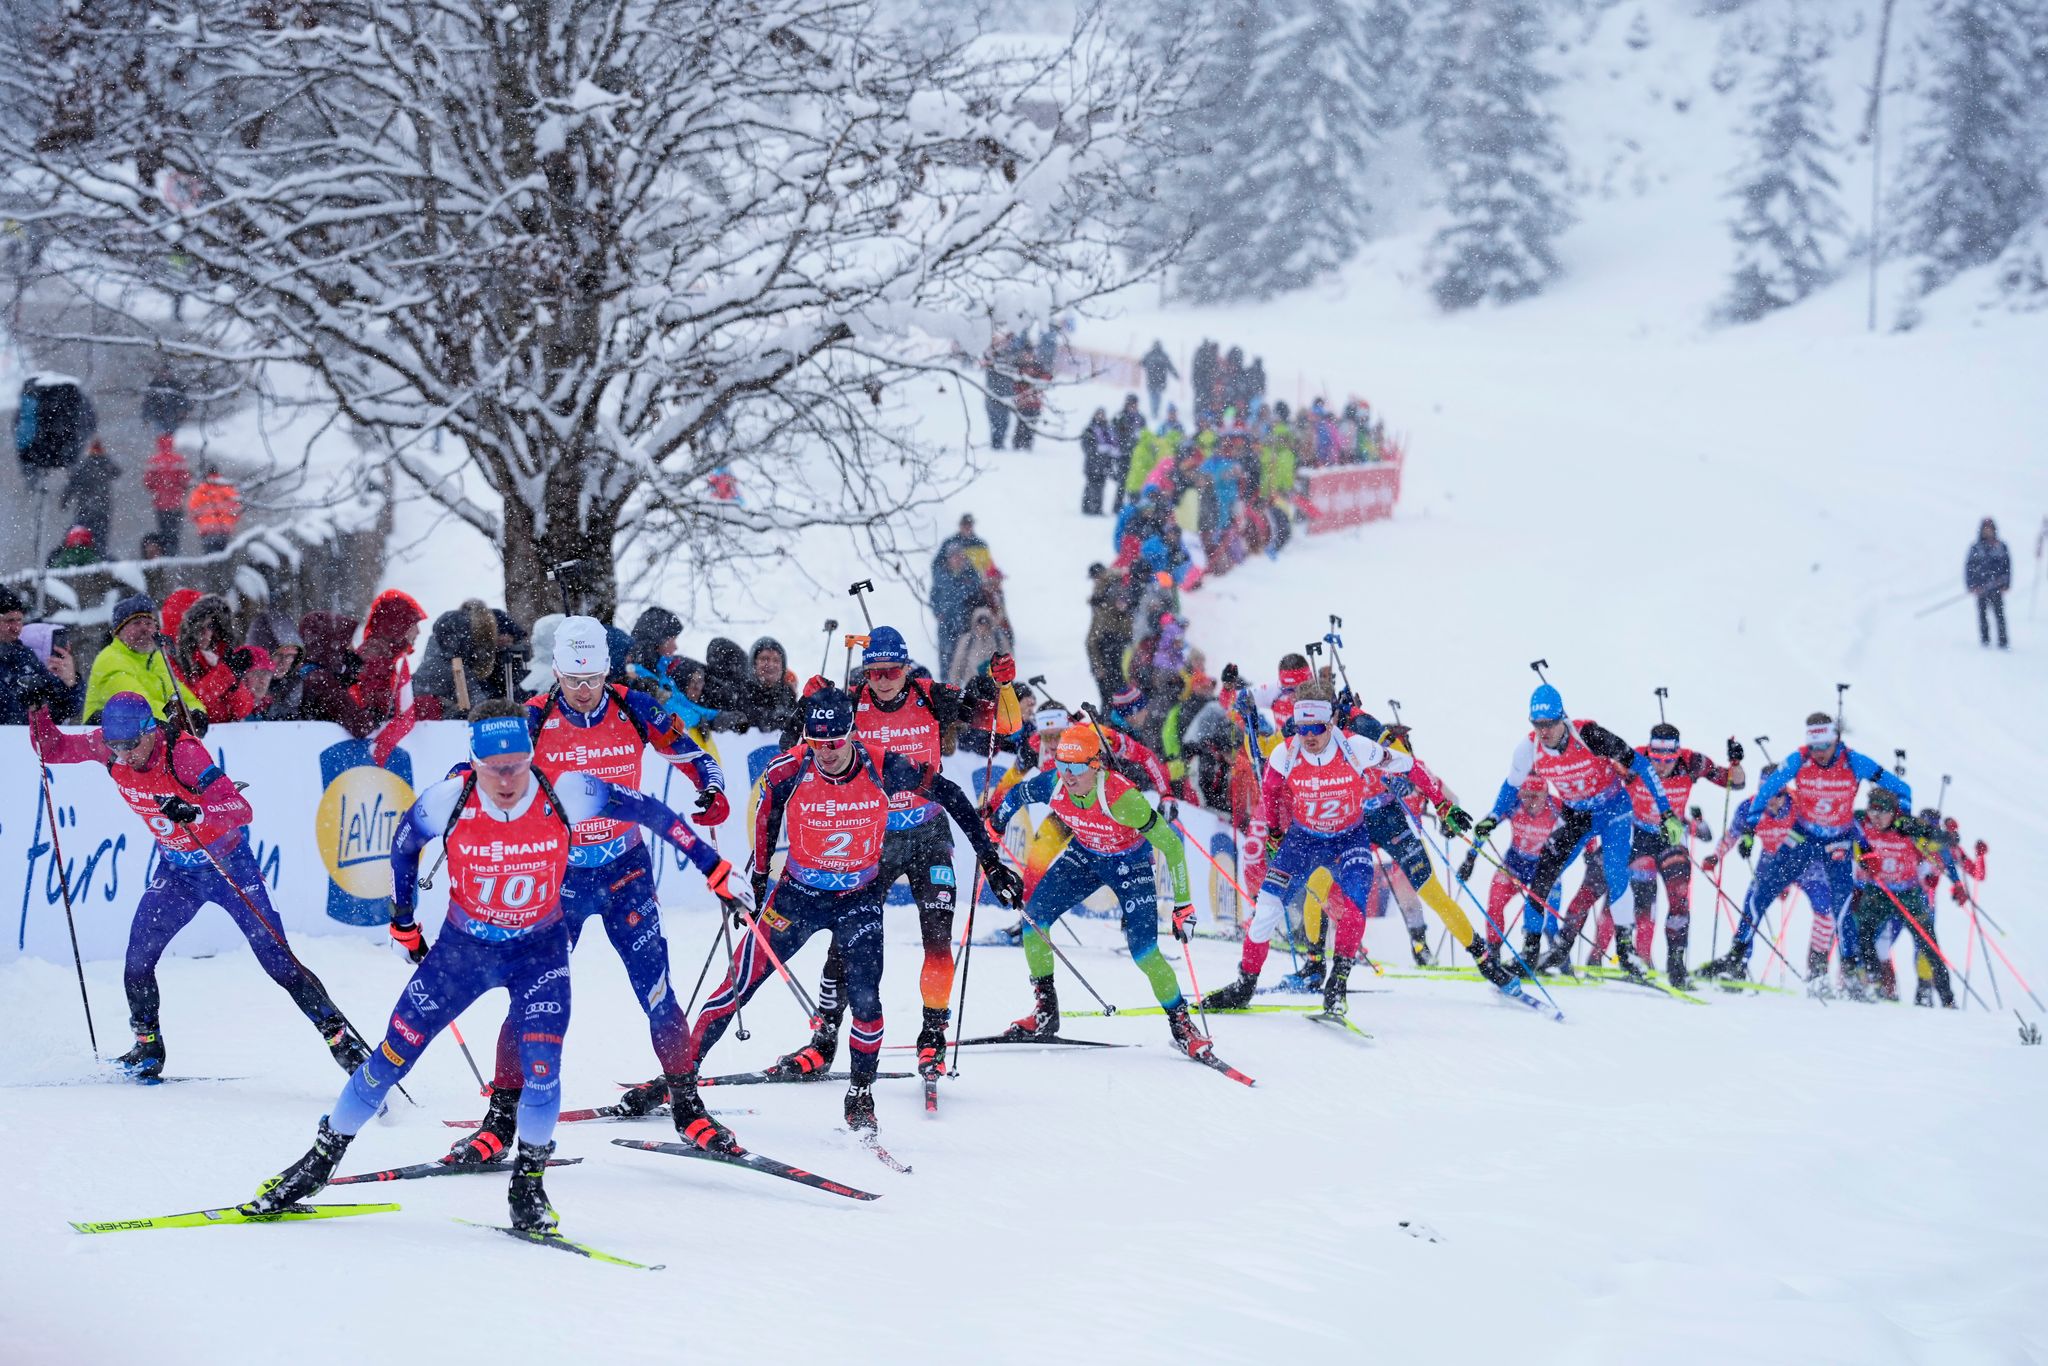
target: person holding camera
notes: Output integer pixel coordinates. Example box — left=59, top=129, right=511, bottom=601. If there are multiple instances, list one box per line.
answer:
left=0, top=583, right=82, bottom=724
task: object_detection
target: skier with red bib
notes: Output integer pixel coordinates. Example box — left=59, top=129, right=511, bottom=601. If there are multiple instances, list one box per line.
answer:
left=242, top=701, right=748, bottom=1233
left=1586, top=723, right=1742, bottom=988
left=1698, top=711, right=1910, bottom=982
left=988, top=723, right=1208, bottom=1050
left=765, top=626, right=1010, bottom=1085
left=448, top=617, right=729, bottom=1161
left=1474, top=684, right=1681, bottom=984
left=30, top=693, right=369, bottom=1081
left=666, top=688, right=1020, bottom=1151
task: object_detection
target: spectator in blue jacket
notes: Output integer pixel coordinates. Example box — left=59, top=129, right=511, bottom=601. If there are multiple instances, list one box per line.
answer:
left=1965, top=517, right=2011, bottom=650
left=0, top=584, right=82, bottom=724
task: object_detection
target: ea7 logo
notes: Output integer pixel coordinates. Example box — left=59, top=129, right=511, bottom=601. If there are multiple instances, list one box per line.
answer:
left=406, top=980, right=438, bottom=1012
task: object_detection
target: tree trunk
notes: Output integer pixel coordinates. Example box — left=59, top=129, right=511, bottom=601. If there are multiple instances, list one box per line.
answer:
left=500, top=474, right=621, bottom=626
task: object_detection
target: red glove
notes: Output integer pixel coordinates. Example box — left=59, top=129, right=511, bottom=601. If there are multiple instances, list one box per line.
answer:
left=1701, top=853, right=1720, bottom=872
left=803, top=674, right=832, bottom=698
left=1951, top=882, right=1968, bottom=905
left=1975, top=839, right=1988, bottom=861
left=695, top=788, right=731, bottom=826
left=707, top=859, right=740, bottom=902
left=1172, top=903, right=1196, bottom=942
left=388, top=917, right=427, bottom=964
left=28, top=706, right=58, bottom=760
left=989, top=652, right=1016, bottom=686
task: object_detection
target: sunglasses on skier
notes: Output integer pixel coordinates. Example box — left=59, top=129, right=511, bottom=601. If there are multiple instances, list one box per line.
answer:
left=557, top=671, right=607, bottom=691
left=1294, top=722, right=1329, bottom=737
left=106, top=736, right=146, bottom=755
left=1055, top=760, right=1093, bottom=779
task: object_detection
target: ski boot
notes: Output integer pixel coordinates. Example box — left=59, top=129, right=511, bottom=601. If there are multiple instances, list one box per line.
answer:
left=987, top=920, right=1024, bottom=947
left=243, top=1117, right=352, bottom=1213
left=999, top=975, right=1061, bottom=1041
left=915, top=1006, right=950, bottom=1079
left=1464, top=937, right=1517, bottom=988
left=1612, top=939, right=1651, bottom=985
left=1408, top=926, right=1433, bottom=966
left=1320, top=956, right=1354, bottom=1016
left=1276, top=956, right=1326, bottom=994
left=507, top=1140, right=558, bottom=1233
left=1876, top=963, right=1898, bottom=1001
left=764, top=1012, right=841, bottom=1081
left=1164, top=1003, right=1213, bottom=1059
left=844, top=1082, right=877, bottom=1133
left=1842, top=965, right=1872, bottom=1001
left=1519, top=930, right=1545, bottom=978
left=118, top=1023, right=166, bottom=1082
left=317, top=1015, right=371, bottom=1073
left=1537, top=941, right=1575, bottom=977
left=614, top=1076, right=670, bottom=1116
left=1665, top=953, right=1691, bottom=992
left=1199, top=969, right=1259, bottom=1011
left=445, top=1085, right=521, bottom=1165
left=1913, top=980, right=1933, bottom=1008
left=668, top=1073, right=744, bottom=1155
left=1697, top=943, right=1751, bottom=982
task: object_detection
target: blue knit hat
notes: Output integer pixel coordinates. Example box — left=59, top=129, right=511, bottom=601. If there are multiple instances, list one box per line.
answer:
left=803, top=687, right=856, bottom=739
left=109, top=593, right=158, bottom=633
left=101, top=692, right=158, bottom=745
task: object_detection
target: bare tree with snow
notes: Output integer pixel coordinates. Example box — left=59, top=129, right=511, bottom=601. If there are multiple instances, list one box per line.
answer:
left=0, top=0, right=1187, bottom=620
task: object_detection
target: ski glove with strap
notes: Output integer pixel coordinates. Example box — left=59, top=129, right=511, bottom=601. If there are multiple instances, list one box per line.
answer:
left=1436, top=802, right=1473, bottom=838
left=1471, top=815, right=1500, bottom=842
left=154, top=793, right=202, bottom=825
left=694, top=787, right=730, bottom=826
left=388, top=910, right=427, bottom=964
left=1171, top=902, right=1196, bottom=942
left=982, top=860, right=1025, bottom=909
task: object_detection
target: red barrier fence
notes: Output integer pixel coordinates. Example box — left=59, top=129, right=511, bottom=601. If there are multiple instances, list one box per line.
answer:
left=1297, top=440, right=1405, bottom=534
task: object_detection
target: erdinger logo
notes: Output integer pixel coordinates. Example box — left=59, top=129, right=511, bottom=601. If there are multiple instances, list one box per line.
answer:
left=317, top=764, right=416, bottom=898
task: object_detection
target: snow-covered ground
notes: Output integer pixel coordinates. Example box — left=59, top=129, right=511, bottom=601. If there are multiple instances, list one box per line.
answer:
left=9, top=2, right=2048, bottom=1354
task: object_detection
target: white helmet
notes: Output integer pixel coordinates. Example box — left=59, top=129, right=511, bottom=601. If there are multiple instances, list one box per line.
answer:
left=552, top=615, right=609, bottom=676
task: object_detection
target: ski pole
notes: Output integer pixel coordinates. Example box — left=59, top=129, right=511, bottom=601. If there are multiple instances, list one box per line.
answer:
left=842, top=632, right=869, bottom=687
left=446, top=1020, right=489, bottom=1095
left=1653, top=686, right=1668, bottom=723
left=1023, top=918, right=1117, bottom=1015
left=847, top=580, right=876, bottom=632
left=1911, top=589, right=1972, bottom=618
left=1322, top=616, right=1354, bottom=694
left=731, top=874, right=821, bottom=1022
left=1835, top=682, right=1850, bottom=737
left=1696, top=865, right=1807, bottom=982
left=1959, top=882, right=2042, bottom=1010
left=1451, top=835, right=1566, bottom=1013
left=682, top=907, right=731, bottom=1017
left=37, top=761, right=99, bottom=1059
left=1179, top=906, right=1213, bottom=1037
left=817, top=618, right=839, bottom=682
left=719, top=913, right=750, bottom=1042
left=1168, top=817, right=1257, bottom=902
left=949, top=680, right=1012, bottom=1076
left=179, top=818, right=415, bottom=1102
left=1854, top=859, right=1990, bottom=1012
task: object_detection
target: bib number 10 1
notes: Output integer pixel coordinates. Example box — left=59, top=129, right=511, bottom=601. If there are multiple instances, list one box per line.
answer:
left=472, top=874, right=548, bottom=909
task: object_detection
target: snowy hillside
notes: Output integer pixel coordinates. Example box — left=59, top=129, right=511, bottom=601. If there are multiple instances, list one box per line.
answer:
left=5, top=4, right=2045, bottom=1362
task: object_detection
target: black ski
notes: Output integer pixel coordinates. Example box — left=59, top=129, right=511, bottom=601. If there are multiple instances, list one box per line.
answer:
left=950, top=1034, right=1131, bottom=1049
left=612, top=1138, right=880, bottom=1200
left=330, top=1157, right=581, bottom=1185
left=697, top=1070, right=914, bottom=1088
left=454, top=1218, right=664, bottom=1269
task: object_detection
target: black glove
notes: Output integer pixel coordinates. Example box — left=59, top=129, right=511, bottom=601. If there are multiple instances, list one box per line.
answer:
left=983, top=860, right=1025, bottom=908
left=751, top=874, right=771, bottom=912
left=1471, top=815, right=1499, bottom=841
left=1335, top=687, right=1359, bottom=717
left=1457, top=849, right=1479, bottom=883
left=185, top=710, right=210, bottom=738
left=1726, top=737, right=1744, bottom=764
left=154, top=793, right=202, bottom=825
left=1437, top=802, right=1473, bottom=839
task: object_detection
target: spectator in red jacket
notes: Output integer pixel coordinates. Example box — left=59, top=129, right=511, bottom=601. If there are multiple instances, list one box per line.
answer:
left=297, top=611, right=375, bottom=736
left=142, top=434, right=192, bottom=555
left=353, top=588, right=430, bottom=722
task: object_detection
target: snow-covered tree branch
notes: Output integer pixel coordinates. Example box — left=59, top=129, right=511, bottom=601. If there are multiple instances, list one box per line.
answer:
left=0, top=0, right=1187, bottom=619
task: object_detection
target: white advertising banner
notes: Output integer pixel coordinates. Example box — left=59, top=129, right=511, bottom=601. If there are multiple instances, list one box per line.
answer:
left=4, top=721, right=1251, bottom=965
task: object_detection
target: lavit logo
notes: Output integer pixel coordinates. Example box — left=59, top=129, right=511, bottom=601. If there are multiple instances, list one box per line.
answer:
left=316, top=763, right=416, bottom=899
